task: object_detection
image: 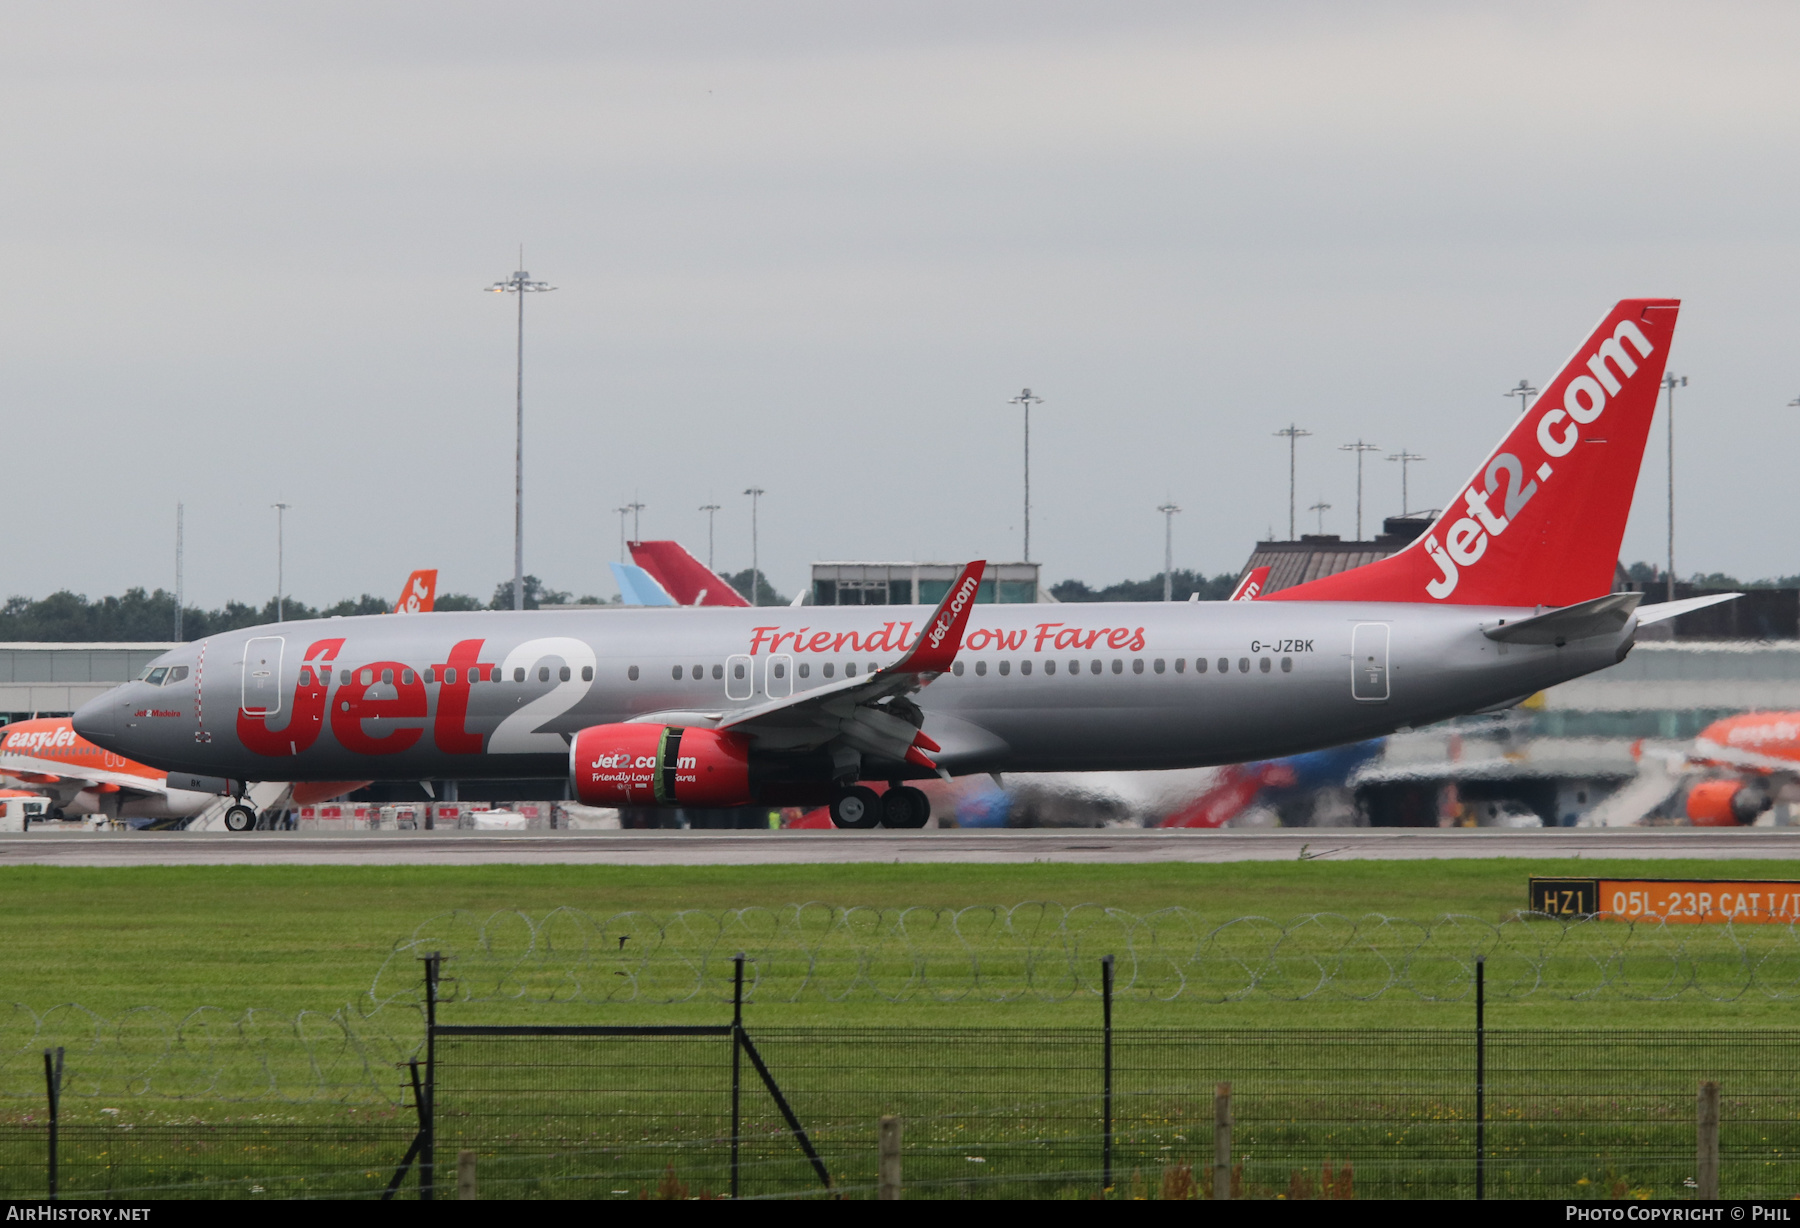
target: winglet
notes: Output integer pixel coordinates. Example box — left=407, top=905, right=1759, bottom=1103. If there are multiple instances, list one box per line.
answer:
left=892, top=561, right=986, bottom=676
left=1229, top=566, right=1270, bottom=602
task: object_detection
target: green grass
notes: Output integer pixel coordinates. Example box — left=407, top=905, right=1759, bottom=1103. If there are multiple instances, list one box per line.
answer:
left=4, top=858, right=1800, bottom=1030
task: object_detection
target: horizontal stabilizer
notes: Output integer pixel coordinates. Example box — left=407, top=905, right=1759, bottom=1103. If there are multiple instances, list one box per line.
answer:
left=1635, top=592, right=1742, bottom=626
left=1482, top=592, right=1641, bottom=645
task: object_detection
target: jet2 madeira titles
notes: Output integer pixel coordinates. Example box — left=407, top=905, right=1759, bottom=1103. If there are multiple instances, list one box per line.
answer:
left=75, top=299, right=1741, bottom=830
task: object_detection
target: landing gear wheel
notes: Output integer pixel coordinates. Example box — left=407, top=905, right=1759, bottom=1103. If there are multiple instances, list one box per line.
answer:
left=223, top=804, right=257, bottom=833
left=881, top=786, right=930, bottom=829
left=829, top=786, right=882, bottom=830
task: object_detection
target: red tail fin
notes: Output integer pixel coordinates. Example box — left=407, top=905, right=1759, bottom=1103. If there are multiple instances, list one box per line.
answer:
left=1267, top=299, right=1678, bottom=607
left=1229, top=566, right=1271, bottom=602
left=394, top=569, right=437, bottom=613
left=629, top=541, right=752, bottom=607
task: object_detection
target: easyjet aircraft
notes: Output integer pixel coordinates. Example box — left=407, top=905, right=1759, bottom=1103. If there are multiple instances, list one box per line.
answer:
left=75, top=300, right=1735, bottom=830
left=1681, top=713, right=1800, bottom=826
left=0, top=717, right=238, bottom=823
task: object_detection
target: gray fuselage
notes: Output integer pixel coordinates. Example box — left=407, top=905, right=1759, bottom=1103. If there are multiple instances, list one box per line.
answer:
left=72, top=601, right=1629, bottom=785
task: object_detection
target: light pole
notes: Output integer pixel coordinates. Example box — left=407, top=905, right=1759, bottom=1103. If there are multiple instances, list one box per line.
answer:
left=1309, top=501, right=1331, bottom=535
left=614, top=506, right=631, bottom=565
left=744, top=487, right=765, bottom=606
left=174, top=503, right=184, bottom=641
left=1338, top=440, right=1380, bottom=541
left=625, top=500, right=645, bottom=545
left=1009, top=389, right=1042, bottom=562
left=1272, top=424, right=1311, bottom=540
left=485, top=252, right=555, bottom=611
left=1505, top=379, right=1539, bottom=415
left=1663, top=374, right=1687, bottom=603
left=1157, top=503, right=1180, bottom=601
left=699, top=503, right=721, bottom=571
left=271, top=501, right=291, bottom=622
left=1387, top=451, right=1426, bottom=517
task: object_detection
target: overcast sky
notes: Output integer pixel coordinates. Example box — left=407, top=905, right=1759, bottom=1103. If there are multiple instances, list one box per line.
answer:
left=3, top=2, right=1798, bottom=609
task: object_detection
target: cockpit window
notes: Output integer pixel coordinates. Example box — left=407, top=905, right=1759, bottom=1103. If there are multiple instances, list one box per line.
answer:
left=145, top=667, right=169, bottom=686
left=165, top=666, right=189, bottom=684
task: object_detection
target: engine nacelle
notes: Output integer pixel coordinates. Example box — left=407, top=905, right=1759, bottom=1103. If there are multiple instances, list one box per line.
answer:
left=1686, top=778, right=1770, bottom=827
left=571, top=723, right=752, bottom=807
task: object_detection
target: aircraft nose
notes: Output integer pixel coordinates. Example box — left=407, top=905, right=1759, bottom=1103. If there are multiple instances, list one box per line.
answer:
left=73, top=691, right=121, bottom=747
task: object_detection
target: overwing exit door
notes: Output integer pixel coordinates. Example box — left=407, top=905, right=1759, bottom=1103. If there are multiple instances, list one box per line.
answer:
left=1351, top=623, right=1389, bottom=701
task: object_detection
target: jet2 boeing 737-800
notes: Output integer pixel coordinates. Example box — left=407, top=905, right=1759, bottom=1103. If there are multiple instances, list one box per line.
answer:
left=74, top=299, right=1734, bottom=829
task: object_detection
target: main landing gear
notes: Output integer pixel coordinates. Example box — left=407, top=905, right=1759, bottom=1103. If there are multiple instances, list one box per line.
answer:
left=829, top=785, right=930, bottom=830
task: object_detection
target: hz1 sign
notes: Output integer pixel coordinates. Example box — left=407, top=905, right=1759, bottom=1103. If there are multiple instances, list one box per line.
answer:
left=1531, top=877, right=1800, bottom=923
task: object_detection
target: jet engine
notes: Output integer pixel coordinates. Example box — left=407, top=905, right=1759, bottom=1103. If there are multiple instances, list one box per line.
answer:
left=570, top=724, right=752, bottom=807
left=1685, top=778, right=1771, bottom=827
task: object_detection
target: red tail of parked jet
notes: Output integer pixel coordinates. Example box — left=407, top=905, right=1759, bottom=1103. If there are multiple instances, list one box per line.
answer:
left=1267, top=299, right=1679, bottom=608
left=629, top=541, right=753, bottom=607
left=394, top=569, right=437, bottom=613
left=1229, top=566, right=1271, bottom=602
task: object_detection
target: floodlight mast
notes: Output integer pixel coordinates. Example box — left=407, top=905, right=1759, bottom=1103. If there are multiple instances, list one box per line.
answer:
left=699, top=503, right=721, bottom=571
left=1663, top=374, right=1687, bottom=603
left=1010, top=389, right=1043, bottom=563
left=1337, top=440, right=1380, bottom=541
left=744, top=487, right=766, bottom=606
left=1273, top=425, right=1311, bottom=540
left=1505, top=379, right=1539, bottom=416
left=271, top=502, right=292, bottom=622
left=1157, top=503, right=1180, bottom=601
left=1309, top=501, right=1331, bottom=536
left=174, top=503, right=184, bottom=641
left=1386, top=450, right=1426, bottom=517
left=486, top=252, right=556, bottom=611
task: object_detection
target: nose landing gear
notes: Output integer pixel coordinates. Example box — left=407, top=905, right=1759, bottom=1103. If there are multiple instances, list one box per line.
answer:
left=223, top=804, right=257, bottom=832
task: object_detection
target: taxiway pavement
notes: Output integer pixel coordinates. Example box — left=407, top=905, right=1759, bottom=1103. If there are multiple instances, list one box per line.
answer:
left=3, top=828, right=1799, bottom=867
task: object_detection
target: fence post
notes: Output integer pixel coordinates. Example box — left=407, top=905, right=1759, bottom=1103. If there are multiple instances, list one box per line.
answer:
left=43, top=1046, right=62, bottom=1202
left=1697, top=1081, right=1720, bottom=1199
left=457, top=1150, right=477, bottom=1200
left=421, top=951, right=440, bottom=1202
left=1476, top=955, right=1485, bottom=1202
left=732, top=952, right=745, bottom=1200
left=1213, top=1082, right=1232, bottom=1200
left=1101, top=953, right=1114, bottom=1194
left=879, top=1115, right=902, bottom=1200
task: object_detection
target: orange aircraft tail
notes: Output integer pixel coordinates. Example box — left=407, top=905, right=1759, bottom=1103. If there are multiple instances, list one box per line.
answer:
left=395, top=569, right=438, bottom=613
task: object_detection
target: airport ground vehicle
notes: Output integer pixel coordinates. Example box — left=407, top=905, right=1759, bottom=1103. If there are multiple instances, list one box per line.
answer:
left=75, top=300, right=1730, bottom=829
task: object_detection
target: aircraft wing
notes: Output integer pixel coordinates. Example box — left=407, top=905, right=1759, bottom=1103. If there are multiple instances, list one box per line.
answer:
left=0, top=752, right=168, bottom=798
left=633, top=561, right=986, bottom=775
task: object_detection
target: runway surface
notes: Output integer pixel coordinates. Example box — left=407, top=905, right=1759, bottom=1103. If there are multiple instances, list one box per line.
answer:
left=4, top=828, right=1800, bottom=867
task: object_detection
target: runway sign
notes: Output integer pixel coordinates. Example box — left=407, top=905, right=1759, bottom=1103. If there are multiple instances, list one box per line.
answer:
left=1531, top=877, right=1800, bottom=923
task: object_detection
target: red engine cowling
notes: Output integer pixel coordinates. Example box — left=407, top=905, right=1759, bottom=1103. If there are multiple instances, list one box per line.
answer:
left=570, top=724, right=752, bottom=807
left=1686, top=779, right=1766, bottom=827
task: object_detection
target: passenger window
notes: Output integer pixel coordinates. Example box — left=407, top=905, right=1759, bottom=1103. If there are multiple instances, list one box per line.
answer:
left=1218, top=659, right=1229, bottom=674
left=402, top=669, right=415, bottom=685
left=299, top=668, right=313, bottom=687
left=559, top=665, right=570, bottom=682
left=733, top=663, right=746, bottom=680
left=1154, top=659, right=1165, bottom=674
left=582, top=666, right=594, bottom=682
left=1112, top=660, right=1123, bottom=674
left=826, top=663, right=837, bottom=678
left=998, top=660, right=1010, bottom=676
left=340, top=670, right=351, bottom=685
left=1260, top=657, right=1271, bottom=673
left=1132, top=659, right=1144, bottom=674
left=1045, top=659, right=1056, bottom=675
left=361, top=669, right=374, bottom=686
left=846, top=662, right=858, bottom=678
left=1175, top=658, right=1186, bottom=674
left=672, top=665, right=683, bottom=681
left=167, top=666, right=189, bottom=683
left=380, top=669, right=393, bottom=685
left=712, top=664, right=724, bottom=680
left=629, top=666, right=640, bottom=681
left=538, top=666, right=549, bottom=683
left=513, top=668, right=525, bottom=683
left=868, top=662, right=878, bottom=674
left=1020, top=660, right=1032, bottom=676
left=1281, top=657, right=1293, bottom=673
left=1238, top=658, right=1249, bottom=673
left=423, top=668, right=435, bottom=684
left=1070, top=660, right=1080, bottom=675
left=799, top=663, right=810, bottom=679
left=445, top=668, right=458, bottom=685
left=975, top=661, right=987, bottom=677
left=145, top=667, right=169, bottom=686
left=1090, top=660, right=1101, bottom=675
left=1194, top=658, right=1205, bottom=674
left=773, top=662, right=786, bottom=679
left=691, top=664, right=702, bottom=680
